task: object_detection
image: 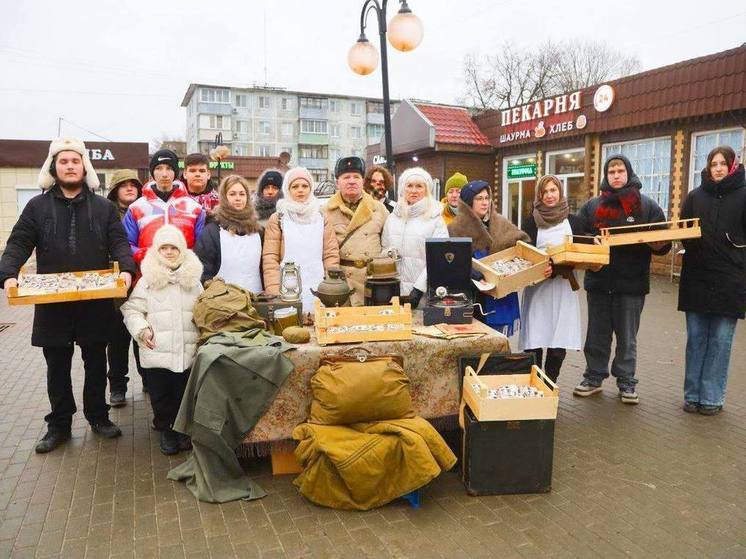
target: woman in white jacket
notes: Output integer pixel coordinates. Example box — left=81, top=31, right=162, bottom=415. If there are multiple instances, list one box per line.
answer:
left=121, top=225, right=203, bottom=456
left=382, top=167, right=449, bottom=308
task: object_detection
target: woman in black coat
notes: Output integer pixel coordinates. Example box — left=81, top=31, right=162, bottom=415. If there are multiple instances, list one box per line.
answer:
left=678, top=145, right=746, bottom=415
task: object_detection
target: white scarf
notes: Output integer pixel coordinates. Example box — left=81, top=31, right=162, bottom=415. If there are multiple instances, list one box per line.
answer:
left=393, top=196, right=432, bottom=220
left=276, top=196, right=322, bottom=224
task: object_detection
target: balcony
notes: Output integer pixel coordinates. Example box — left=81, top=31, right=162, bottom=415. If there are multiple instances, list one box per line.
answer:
left=198, top=129, right=232, bottom=142
left=367, top=112, right=385, bottom=125
left=298, top=157, right=329, bottom=169
left=197, top=102, right=232, bottom=116
left=298, top=133, right=329, bottom=145
left=299, top=106, right=329, bottom=120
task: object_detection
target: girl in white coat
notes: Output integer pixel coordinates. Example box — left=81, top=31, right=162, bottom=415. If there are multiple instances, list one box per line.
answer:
left=381, top=167, right=449, bottom=308
left=121, top=225, right=203, bottom=455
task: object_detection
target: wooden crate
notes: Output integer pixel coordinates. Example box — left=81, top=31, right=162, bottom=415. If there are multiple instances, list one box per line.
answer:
left=7, top=263, right=126, bottom=306
left=462, top=365, right=559, bottom=422
left=271, top=449, right=303, bottom=475
left=472, top=241, right=548, bottom=299
left=545, top=235, right=610, bottom=269
left=314, top=296, right=412, bottom=345
left=599, top=218, right=701, bottom=247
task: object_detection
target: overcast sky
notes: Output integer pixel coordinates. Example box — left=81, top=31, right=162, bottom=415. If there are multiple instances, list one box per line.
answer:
left=1, top=0, right=744, bottom=146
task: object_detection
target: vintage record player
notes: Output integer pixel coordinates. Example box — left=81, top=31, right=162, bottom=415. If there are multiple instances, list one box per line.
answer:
left=423, top=238, right=474, bottom=326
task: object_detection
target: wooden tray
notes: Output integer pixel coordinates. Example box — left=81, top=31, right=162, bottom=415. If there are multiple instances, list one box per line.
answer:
left=314, top=297, right=412, bottom=345
left=546, top=235, right=610, bottom=269
left=599, top=218, right=701, bottom=247
left=462, top=365, right=558, bottom=422
left=472, top=241, right=548, bottom=299
left=7, top=263, right=126, bottom=306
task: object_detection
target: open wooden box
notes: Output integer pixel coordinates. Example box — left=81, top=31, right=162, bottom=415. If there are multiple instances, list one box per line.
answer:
left=7, top=262, right=127, bottom=306
left=472, top=241, right=548, bottom=299
left=462, top=365, right=559, bottom=421
left=599, top=218, right=701, bottom=247
left=545, top=235, right=610, bottom=269
left=313, top=296, right=412, bottom=345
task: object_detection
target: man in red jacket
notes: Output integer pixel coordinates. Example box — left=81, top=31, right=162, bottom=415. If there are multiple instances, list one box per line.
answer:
left=123, top=149, right=206, bottom=265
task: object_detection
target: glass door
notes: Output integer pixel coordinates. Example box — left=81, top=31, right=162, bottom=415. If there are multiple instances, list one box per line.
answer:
left=546, top=148, right=585, bottom=214
left=503, top=155, right=537, bottom=228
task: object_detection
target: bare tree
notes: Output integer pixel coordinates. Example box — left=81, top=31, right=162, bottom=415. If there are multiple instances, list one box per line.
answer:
left=549, top=39, right=641, bottom=92
left=461, top=39, right=641, bottom=110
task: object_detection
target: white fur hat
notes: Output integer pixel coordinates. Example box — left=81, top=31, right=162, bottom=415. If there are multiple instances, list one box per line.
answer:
left=152, top=224, right=187, bottom=253
left=397, top=166, right=434, bottom=199
left=38, top=137, right=100, bottom=191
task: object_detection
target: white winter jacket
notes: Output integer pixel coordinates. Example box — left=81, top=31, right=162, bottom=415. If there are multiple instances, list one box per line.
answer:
left=382, top=199, right=449, bottom=295
left=120, top=251, right=203, bottom=373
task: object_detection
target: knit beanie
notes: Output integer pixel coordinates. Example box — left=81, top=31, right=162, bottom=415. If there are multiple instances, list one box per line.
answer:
left=152, top=224, right=186, bottom=269
left=282, top=167, right=315, bottom=198
left=397, top=167, right=434, bottom=199
left=460, top=180, right=490, bottom=207
left=445, top=172, right=468, bottom=194
left=258, top=169, right=284, bottom=193
left=149, top=149, right=179, bottom=178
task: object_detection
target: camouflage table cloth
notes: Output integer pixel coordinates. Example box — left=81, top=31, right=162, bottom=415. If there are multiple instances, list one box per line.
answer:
left=240, top=312, right=510, bottom=454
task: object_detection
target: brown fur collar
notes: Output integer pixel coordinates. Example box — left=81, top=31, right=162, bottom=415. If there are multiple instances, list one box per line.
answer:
left=447, top=200, right=529, bottom=254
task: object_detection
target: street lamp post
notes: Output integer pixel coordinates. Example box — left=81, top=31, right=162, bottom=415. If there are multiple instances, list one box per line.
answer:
left=348, top=0, right=423, bottom=179
left=209, top=132, right=229, bottom=185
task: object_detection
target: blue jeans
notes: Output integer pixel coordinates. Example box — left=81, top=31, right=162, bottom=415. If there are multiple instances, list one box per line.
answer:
left=684, top=312, right=738, bottom=407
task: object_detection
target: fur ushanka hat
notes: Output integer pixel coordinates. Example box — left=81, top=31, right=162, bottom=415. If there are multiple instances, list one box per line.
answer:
left=38, top=137, right=100, bottom=190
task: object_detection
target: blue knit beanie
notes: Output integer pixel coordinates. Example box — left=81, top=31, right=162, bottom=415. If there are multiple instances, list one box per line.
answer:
left=460, top=180, right=490, bottom=207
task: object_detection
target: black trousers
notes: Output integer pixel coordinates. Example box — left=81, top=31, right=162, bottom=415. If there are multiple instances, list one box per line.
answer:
left=106, top=314, right=147, bottom=393
left=525, top=347, right=567, bottom=384
left=43, top=343, right=110, bottom=432
left=145, top=367, right=190, bottom=431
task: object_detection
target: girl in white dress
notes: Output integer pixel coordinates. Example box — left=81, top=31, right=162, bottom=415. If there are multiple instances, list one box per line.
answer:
left=519, top=175, right=584, bottom=383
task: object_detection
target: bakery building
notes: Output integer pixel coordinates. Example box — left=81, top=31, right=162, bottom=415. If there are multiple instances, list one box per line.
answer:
left=368, top=45, right=745, bottom=234
left=473, top=44, right=746, bottom=230
left=0, top=139, right=149, bottom=249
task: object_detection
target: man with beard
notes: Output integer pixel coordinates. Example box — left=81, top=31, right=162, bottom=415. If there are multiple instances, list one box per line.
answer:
left=0, top=138, right=136, bottom=453
left=573, top=154, right=670, bottom=404
left=363, top=165, right=395, bottom=213
left=254, top=169, right=283, bottom=227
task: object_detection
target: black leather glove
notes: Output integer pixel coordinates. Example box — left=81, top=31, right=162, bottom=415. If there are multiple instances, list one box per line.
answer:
left=408, top=287, right=424, bottom=309
left=471, top=268, right=484, bottom=282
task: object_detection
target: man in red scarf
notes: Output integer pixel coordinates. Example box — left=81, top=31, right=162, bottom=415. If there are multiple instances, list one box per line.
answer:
left=573, top=154, right=670, bottom=404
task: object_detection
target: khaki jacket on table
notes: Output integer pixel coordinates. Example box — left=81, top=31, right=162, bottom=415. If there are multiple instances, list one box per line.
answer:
left=323, top=191, right=388, bottom=306
left=261, top=212, right=340, bottom=295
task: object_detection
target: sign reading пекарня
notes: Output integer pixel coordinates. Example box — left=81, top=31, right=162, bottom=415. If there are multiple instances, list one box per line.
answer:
left=501, top=91, right=582, bottom=126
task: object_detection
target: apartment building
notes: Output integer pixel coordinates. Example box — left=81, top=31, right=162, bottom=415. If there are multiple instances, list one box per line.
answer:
left=182, top=84, right=396, bottom=182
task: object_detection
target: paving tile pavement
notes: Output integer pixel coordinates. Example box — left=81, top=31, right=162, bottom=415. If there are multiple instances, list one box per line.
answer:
left=0, top=276, right=744, bottom=558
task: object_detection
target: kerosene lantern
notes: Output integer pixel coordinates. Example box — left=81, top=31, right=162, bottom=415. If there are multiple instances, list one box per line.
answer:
left=279, top=262, right=302, bottom=302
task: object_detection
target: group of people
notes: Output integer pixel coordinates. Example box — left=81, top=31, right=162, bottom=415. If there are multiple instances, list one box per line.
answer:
left=0, top=136, right=743, bottom=457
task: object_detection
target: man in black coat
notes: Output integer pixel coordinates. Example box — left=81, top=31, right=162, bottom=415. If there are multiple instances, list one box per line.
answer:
left=573, top=154, right=670, bottom=404
left=0, top=138, right=136, bottom=453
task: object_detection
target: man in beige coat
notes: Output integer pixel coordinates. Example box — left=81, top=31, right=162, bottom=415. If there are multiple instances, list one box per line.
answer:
left=324, top=157, right=388, bottom=306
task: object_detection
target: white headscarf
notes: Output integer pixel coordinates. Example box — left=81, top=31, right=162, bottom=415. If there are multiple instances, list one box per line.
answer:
left=276, top=166, right=321, bottom=224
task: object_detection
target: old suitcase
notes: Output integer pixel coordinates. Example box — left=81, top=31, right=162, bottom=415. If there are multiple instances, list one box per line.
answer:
left=423, top=238, right=474, bottom=326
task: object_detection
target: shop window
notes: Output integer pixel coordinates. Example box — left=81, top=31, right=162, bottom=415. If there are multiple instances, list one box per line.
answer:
left=502, top=155, right=537, bottom=228
left=602, top=138, right=671, bottom=216
left=690, top=128, right=745, bottom=190
left=546, top=149, right=585, bottom=214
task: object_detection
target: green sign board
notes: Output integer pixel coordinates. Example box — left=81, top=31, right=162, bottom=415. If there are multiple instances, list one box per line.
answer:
left=506, top=163, right=537, bottom=179
left=178, top=161, right=235, bottom=169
